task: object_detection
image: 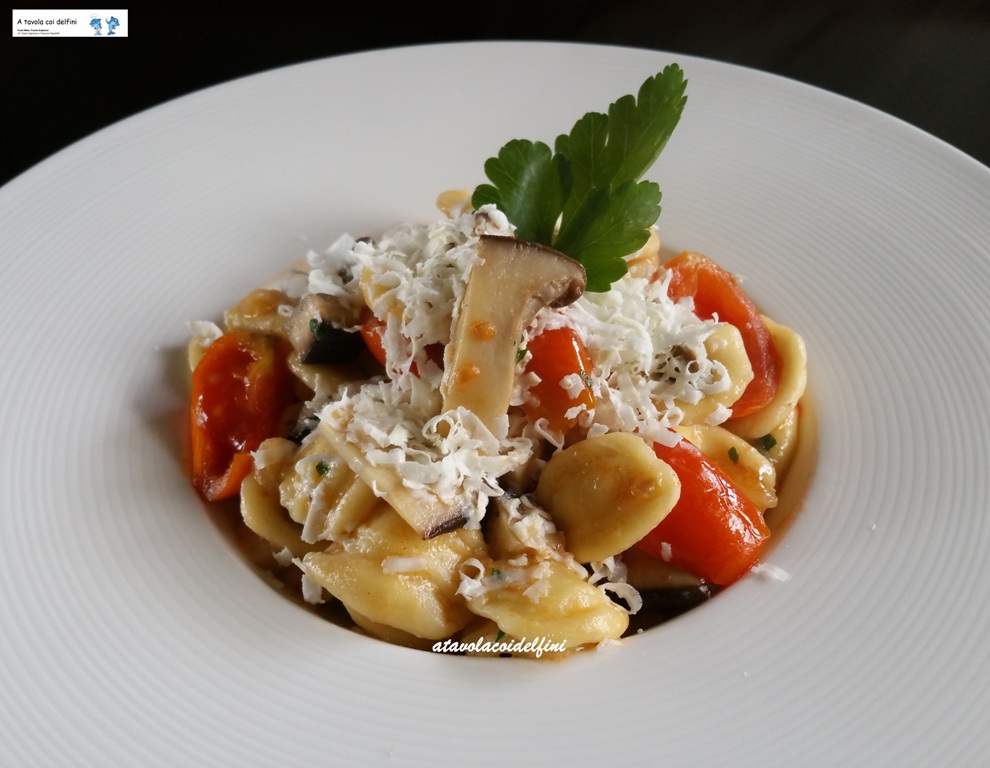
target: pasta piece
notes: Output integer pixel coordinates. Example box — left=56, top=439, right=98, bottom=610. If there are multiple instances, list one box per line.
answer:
left=303, top=502, right=484, bottom=640
left=675, top=423, right=778, bottom=512
left=436, top=189, right=472, bottom=218
left=240, top=473, right=320, bottom=559
left=223, top=288, right=292, bottom=336
left=676, top=322, right=754, bottom=426
left=358, top=266, right=396, bottom=315
left=185, top=325, right=222, bottom=370
left=279, top=431, right=377, bottom=543
left=728, top=317, right=807, bottom=439
left=458, top=619, right=510, bottom=657
left=761, top=404, right=801, bottom=478
left=534, top=432, right=681, bottom=563
left=485, top=496, right=565, bottom=562
left=346, top=606, right=436, bottom=651
left=285, top=354, right=366, bottom=397
left=463, top=559, right=628, bottom=649
left=323, top=476, right=380, bottom=543
left=762, top=400, right=816, bottom=534
left=625, top=226, right=661, bottom=280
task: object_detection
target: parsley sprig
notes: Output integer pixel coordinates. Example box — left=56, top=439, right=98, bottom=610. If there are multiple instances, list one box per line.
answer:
left=472, top=65, right=687, bottom=291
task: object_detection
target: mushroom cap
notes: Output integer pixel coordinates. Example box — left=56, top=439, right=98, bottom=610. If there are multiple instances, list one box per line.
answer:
left=441, top=236, right=587, bottom=434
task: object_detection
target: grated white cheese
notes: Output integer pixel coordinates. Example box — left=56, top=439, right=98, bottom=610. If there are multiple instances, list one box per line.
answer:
left=521, top=562, right=553, bottom=601
left=272, top=547, right=294, bottom=568
left=596, top=637, right=625, bottom=650
left=660, top=542, right=673, bottom=562
left=455, top=558, right=488, bottom=599
left=587, top=556, right=643, bottom=614
left=455, top=555, right=554, bottom=603
left=186, top=320, right=223, bottom=347
left=305, top=233, right=366, bottom=322
left=286, top=445, right=339, bottom=544
left=499, top=496, right=559, bottom=555
left=705, top=403, right=733, bottom=425
left=321, top=384, right=532, bottom=528
left=751, top=562, right=792, bottom=582
left=251, top=438, right=296, bottom=471
left=560, top=372, right=589, bottom=400
left=292, top=558, right=326, bottom=604
left=544, top=269, right=730, bottom=444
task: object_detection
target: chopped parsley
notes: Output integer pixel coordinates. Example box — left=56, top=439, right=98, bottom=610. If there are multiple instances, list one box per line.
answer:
left=309, top=318, right=328, bottom=341
left=315, top=460, right=330, bottom=476
left=755, top=434, right=778, bottom=452
left=727, top=446, right=740, bottom=463
left=472, top=65, right=687, bottom=291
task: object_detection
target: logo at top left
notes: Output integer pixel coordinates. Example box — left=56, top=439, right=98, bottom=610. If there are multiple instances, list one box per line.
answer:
left=89, top=16, right=121, bottom=36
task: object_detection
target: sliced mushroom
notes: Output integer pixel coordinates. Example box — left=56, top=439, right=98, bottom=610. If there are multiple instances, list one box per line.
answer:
left=319, top=418, right=471, bottom=539
left=286, top=293, right=364, bottom=365
left=442, top=235, right=587, bottom=432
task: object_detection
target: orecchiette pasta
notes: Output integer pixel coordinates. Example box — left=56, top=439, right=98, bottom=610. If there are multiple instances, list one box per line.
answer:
left=726, top=316, right=807, bottom=439
left=240, top=473, right=319, bottom=559
left=675, top=322, right=754, bottom=426
left=303, top=502, right=483, bottom=640
left=534, top=432, right=681, bottom=563
left=461, top=559, right=629, bottom=648
left=674, top=424, right=777, bottom=512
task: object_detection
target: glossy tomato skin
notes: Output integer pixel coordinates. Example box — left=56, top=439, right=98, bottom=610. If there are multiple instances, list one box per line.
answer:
left=358, top=314, right=442, bottom=377
left=664, top=251, right=781, bottom=418
left=189, top=330, right=296, bottom=501
left=359, top=314, right=389, bottom=368
left=522, top=326, right=596, bottom=434
left=636, top=437, right=770, bottom=585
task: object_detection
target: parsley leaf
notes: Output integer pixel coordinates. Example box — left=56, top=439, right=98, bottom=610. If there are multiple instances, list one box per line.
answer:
left=557, top=66, right=689, bottom=201
left=553, top=179, right=662, bottom=291
left=472, top=139, right=570, bottom=246
left=472, top=64, right=687, bottom=291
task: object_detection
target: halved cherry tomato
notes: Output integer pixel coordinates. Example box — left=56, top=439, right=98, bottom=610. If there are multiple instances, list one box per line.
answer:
left=359, top=314, right=443, bottom=376
left=522, top=326, right=596, bottom=434
left=359, top=314, right=389, bottom=368
left=636, top=437, right=770, bottom=585
left=664, top=251, right=781, bottom=418
left=189, top=330, right=296, bottom=501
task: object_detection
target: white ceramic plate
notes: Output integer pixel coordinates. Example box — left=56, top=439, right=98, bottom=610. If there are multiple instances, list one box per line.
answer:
left=2, top=42, right=988, bottom=767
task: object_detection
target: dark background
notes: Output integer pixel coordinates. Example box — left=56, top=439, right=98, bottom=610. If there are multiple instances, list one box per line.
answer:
left=4, top=0, right=989, bottom=187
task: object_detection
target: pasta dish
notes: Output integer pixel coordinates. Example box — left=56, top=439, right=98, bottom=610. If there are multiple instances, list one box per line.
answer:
left=185, top=65, right=810, bottom=659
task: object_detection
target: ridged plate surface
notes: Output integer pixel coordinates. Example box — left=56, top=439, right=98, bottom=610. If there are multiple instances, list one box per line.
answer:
left=1, top=42, right=988, bottom=767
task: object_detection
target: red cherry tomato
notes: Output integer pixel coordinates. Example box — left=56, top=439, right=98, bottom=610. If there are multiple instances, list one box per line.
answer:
left=359, top=314, right=389, bottom=367
left=636, top=437, right=770, bottom=585
left=664, top=251, right=781, bottom=418
left=359, top=314, right=443, bottom=377
left=189, top=330, right=296, bottom=501
left=523, top=326, right=596, bottom=434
